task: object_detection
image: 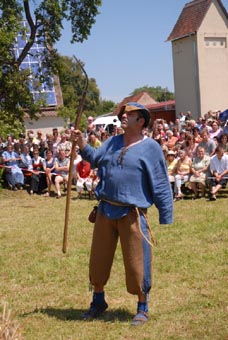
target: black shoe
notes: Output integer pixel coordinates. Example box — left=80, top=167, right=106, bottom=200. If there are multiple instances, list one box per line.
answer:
left=210, top=195, right=216, bottom=201
left=83, top=301, right=108, bottom=320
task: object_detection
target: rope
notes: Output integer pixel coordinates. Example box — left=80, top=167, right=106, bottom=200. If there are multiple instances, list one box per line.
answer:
left=136, top=207, right=156, bottom=247
left=101, top=198, right=156, bottom=247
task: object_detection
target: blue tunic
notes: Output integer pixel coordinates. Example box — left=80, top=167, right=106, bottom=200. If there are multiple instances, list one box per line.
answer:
left=81, top=134, right=173, bottom=225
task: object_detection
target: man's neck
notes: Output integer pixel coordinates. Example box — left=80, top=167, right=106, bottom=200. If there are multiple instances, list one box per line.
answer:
left=123, top=130, right=144, bottom=147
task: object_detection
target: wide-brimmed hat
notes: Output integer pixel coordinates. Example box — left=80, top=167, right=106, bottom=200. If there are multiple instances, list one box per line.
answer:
left=167, top=150, right=176, bottom=156
left=117, top=102, right=150, bottom=127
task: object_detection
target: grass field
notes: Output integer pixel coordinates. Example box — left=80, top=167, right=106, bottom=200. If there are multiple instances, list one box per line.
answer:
left=0, top=188, right=227, bottom=340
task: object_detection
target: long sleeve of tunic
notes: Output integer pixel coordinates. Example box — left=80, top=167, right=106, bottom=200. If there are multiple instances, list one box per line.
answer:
left=81, top=134, right=173, bottom=224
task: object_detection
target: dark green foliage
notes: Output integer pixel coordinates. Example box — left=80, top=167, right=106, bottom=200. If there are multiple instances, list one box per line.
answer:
left=0, top=0, right=102, bottom=136
left=131, top=85, right=174, bottom=102
left=57, top=55, right=116, bottom=130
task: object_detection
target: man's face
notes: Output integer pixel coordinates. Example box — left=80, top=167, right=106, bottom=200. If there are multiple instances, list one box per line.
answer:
left=59, top=150, right=66, bottom=159
left=120, top=110, right=140, bottom=129
left=7, top=145, right=13, bottom=152
left=89, top=134, right=96, bottom=143
left=217, top=148, right=224, bottom=159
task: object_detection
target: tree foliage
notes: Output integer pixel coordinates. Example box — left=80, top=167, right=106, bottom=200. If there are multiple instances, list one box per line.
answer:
left=57, top=55, right=100, bottom=128
left=0, top=0, right=102, bottom=137
left=57, top=55, right=116, bottom=131
left=131, top=85, right=174, bottom=102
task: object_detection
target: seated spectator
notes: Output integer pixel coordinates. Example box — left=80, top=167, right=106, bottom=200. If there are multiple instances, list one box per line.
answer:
left=161, top=145, right=168, bottom=159
left=19, top=145, right=33, bottom=170
left=100, top=131, right=109, bottom=143
left=76, top=159, right=93, bottom=198
left=52, top=129, right=61, bottom=157
left=52, top=128, right=60, bottom=141
left=198, top=128, right=216, bottom=157
left=177, top=130, right=186, bottom=146
left=209, top=145, right=228, bottom=200
left=209, top=121, right=222, bottom=139
left=13, top=142, right=21, bottom=155
left=42, top=150, right=56, bottom=197
left=172, top=125, right=180, bottom=139
left=19, top=144, right=33, bottom=184
left=199, top=118, right=212, bottom=133
left=44, top=139, right=54, bottom=159
left=72, top=147, right=82, bottom=184
left=189, top=146, right=210, bottom=199
left=54, top=150, right=70, bottom=198
left=87, top=116, right=94, bottom=125
left=84, top=122, right=95, bottom=141
left=174, top=142, right=182, bottom=155
left=151, top=126, right=162, bottom=143
left=192, top=127, right=202, bottom=143
left=183, top=134, right=197, bottom=160
left=56, top=133, right=72, bottom=158
left=2, top=143, right=24, bottom=190
left=5, top=134, right=15, bottom=147
left=185, top=110, right=192, bottom=121
left=179, top=111, right=186, bottom=127
left=165, top=130, right=178, bottom=150
left=188, top=119, right=196, bottom=131
left=38, top=141, right=47, bottom=158
left=85, top=168, right=99, bottom=199
left=218, top=133, right=228, bottom=153
left=29, top=142, right=39, bottom=158
left=174, top=149, right=192, bottom=200
left=36, top=130, right=44, bottom=145
left=157, top=121, right=166, bottom=138
left=88, top=131, right=102, bottom=149
left=30, top=151, right=47, bottom=195
left=166, top=150, right=178, bottom=196
left=18, top=133, right=26, bottom=151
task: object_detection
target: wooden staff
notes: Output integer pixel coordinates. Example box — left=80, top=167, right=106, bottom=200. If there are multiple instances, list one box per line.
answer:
left=62, top=55, right=89, bottom=253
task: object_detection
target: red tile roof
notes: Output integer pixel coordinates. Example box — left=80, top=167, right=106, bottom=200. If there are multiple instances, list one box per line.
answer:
left=167, top=0, right=228, bottom=41
left=24, top=107, right=58, bottom=118
left=147, top=100, right=176, bottom=111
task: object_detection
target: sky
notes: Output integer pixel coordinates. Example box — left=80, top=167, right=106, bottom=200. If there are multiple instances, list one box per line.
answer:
left=55, top=0, right=228, bottom=103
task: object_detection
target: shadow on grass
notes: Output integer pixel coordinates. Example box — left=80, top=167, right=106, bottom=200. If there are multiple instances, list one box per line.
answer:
left=21, top=307, right=133, bottom=323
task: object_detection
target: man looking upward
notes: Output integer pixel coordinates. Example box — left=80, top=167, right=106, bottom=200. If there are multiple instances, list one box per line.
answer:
left=73, top=102, right=173, bottom=326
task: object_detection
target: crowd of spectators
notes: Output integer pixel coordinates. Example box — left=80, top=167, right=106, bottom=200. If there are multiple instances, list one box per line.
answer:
left=0, top=110, right=228, bottom=201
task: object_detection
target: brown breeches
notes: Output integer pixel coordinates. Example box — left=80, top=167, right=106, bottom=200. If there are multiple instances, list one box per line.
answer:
left=89, top=209, right=152, bottom=296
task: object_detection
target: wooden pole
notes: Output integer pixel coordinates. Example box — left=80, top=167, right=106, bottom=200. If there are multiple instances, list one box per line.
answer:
left=62, top=55, right=88, bottom=253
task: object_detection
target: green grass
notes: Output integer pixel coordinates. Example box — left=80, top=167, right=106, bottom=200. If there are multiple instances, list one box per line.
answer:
left=0, top=188, right=227, bottom=340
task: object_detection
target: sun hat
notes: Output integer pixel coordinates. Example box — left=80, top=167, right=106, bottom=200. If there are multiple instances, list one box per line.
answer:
left=117, top=102, right=150, bottom=127
left=167, top=150, right=176, bottom=156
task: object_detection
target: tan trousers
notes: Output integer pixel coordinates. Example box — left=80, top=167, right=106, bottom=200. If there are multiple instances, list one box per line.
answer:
left=89, top=209, right=152, bottom=296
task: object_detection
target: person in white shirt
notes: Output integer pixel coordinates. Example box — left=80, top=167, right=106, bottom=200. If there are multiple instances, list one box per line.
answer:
left=209, top=144, right=228, bottom=200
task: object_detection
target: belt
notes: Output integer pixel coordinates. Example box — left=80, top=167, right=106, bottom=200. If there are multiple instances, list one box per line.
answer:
left=101, top=199, right=155, bottom=246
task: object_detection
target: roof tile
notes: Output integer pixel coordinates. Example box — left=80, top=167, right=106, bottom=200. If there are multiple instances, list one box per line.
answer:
left=167, top=0, right=213, bottom=41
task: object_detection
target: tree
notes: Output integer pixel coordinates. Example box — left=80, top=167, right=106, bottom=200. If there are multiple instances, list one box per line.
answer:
left=131, top=86, right=174, bottom=102
left=57, top=55, right=117, bottom=131
left=0, top=0, right=102, bottom=137
left=98, top=100, right=116, bottom=115
left=57, top=55, right=101, bottom=130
